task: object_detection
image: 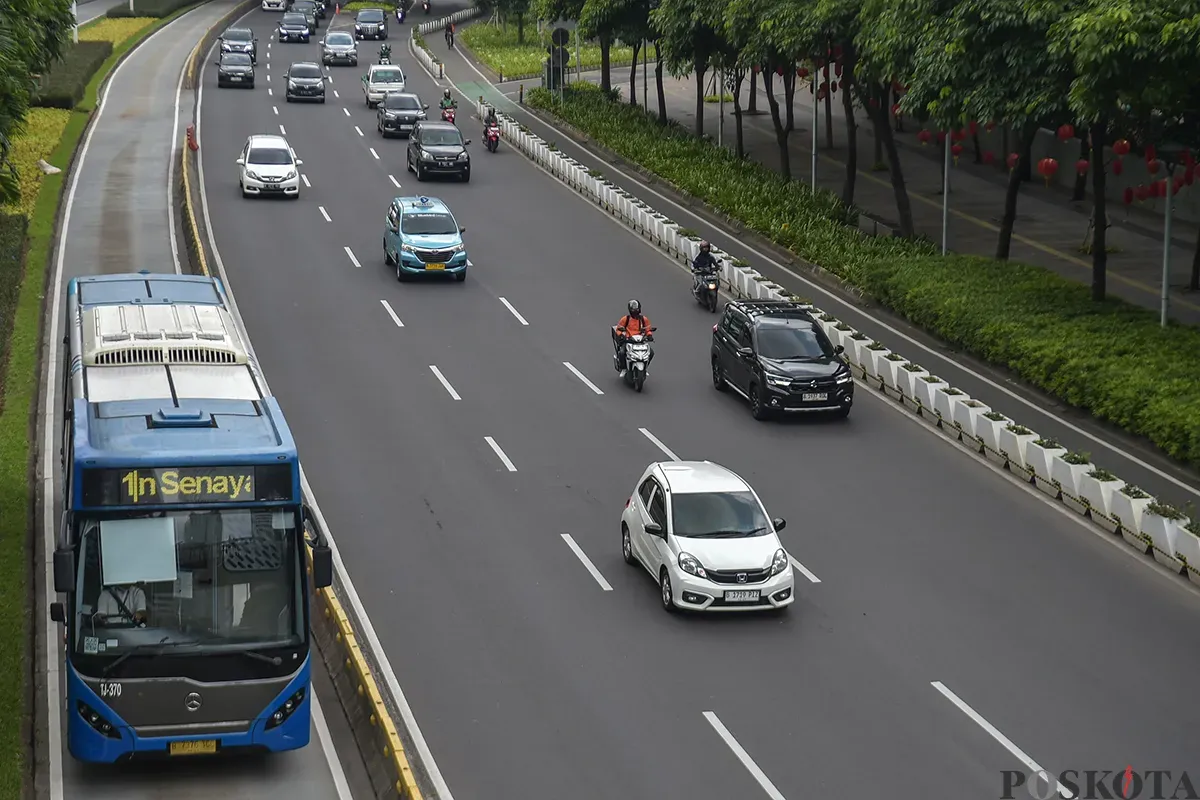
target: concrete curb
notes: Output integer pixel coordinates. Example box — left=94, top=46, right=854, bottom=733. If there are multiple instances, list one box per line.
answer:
left=474, top=95, right=1200, bottom=591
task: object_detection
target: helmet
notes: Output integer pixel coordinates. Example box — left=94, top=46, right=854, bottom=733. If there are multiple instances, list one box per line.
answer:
left=443, top=89, right=451, bottom=99
left=699, top=240, right=711, bottom=252
left=627, top=299, right=641, bottom=317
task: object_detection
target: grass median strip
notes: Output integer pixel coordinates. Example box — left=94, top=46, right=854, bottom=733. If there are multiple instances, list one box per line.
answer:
left=461, top=16, right=635, bottom=78
left=527, top=83, right=1200, bottom=468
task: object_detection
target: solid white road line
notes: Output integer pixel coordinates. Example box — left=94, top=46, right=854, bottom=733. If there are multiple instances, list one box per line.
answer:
left=369, top=147, right=380, bottom=160
left=788, top=556, right=821, bottom=583
left=485, top=436, right=518, bottom=472
left=703, top=712, right=787, bottom=800
left=563, top=362, right=604, bottom=395
left=311, top=692, right=355, bottom=800
left=343, top=245, right=361, bottom=268
left=167, top=57, right=185, bottom=274
left=319, top=205, right=331, bottom=222
left=354, top=125, right=364, bottom=137
left=380, top=299, right=404, bottom=327
left=560, top=534, right=613, bottom=591
left=389, top=174, right=401, bottom=188
left=343, top=107, right=350, bottom=116
left=198, top=27, right=456, bottom=796
left=498, top=296, right=528, bottom=325
left=301, top=174, right=311, bottom=187
left=429, top=365, right=461, bottom=400
left=931, top=682, right=1068, bottom=797
left=279, top=124, right=286, bottom=134
left=273, top=105, right=279, bottom=115
left=639, top=427, right=680, bottom=461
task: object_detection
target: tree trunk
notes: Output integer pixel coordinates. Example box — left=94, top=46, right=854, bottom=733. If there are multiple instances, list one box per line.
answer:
left=629, top=40, right=640, bottom=105
left=874, top=95, right=885, bottom=165
left=1088, top=121, right=1108, bottom=301
left=732, top=71, right=745, bottom=159
left=599, top=34, right=612, bottom=92
left=1019, top=129, right=1033, bottom=182
left=996, top=124, right=1036, bottom=259
left=763, top=67, right=794, bottom=180
left=693, top=58, right=707, bottom=137
left=516, top=13, right=524, bottom=45
left=866, top=83, right=914, bottom=236
left=748, top=69, right=758, bottom=113
left=654, top=43, right=666, bottom=125
left=839, top=42, right=858, bottom=206
left=972, top=131, right=983, bottom=163
left=1071, top=136, right=1089, bottom=201
left=1191, top=227, right=1200, bottom=290
left=823, top=79, right=834, bottom=148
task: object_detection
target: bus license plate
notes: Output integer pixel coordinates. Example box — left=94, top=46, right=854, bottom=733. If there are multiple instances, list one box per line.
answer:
left=169, top=740, right=217, bottom=756
left=724, top=590, right=760, bottom=602
left=802, top=392, right=828, bottom=402
left=425, top=263, right=445, bottom=270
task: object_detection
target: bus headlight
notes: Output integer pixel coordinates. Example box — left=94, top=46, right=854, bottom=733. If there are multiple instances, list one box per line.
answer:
left=77, top=700, right=121, bottom=739
left=265, top=687, right=306, bottom=730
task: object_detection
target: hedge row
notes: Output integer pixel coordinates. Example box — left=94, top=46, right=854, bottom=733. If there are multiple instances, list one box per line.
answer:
left=527, top=83, right=1200, bottom=467
left=0, top=214, right=28, bottom=402
left=31, top=41, right=114, bottom=109
left=107, top=0, right=193, bottom=17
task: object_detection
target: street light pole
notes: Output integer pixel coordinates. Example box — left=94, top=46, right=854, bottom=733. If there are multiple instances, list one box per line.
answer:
left=941, top=135, right=951, bottom=255
left=810, top=79, right=818, bottom=191
left=1161, top=160, right=1177, bottom=327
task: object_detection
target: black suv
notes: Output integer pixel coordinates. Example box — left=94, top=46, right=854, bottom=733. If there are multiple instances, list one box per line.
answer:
left=290, top=0, right=320, bottom=32
left=218, top=27, right=257, bottom=63
left=406, top=120, right=471, bottom=182
left=278, top=12, right=311, bottom=42
left=711, top=300, right=853, bottom=420
left=354, top=8, right=388, bottom=39
left=284, top=61, right=326, bottom=102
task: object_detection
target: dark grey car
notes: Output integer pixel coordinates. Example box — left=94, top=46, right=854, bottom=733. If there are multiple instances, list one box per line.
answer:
left=219, top=27, right=257, bottom=63
left=406, top=120, right=471, bottom=182
left=377, top=92, right=427, bottom=138
left=216, top=52, right=255, bottom=88
left=284, top=62, right=326, bottom=103
left=291, top=0, right=320, bottom=31
left=320, top=30, right=358, bottom=66
left=278, top=13, right=311, bottom=41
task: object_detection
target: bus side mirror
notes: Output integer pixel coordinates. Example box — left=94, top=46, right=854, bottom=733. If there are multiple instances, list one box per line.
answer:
left=53, top=549, right=74, bottom=594
left=311, top=545, right=333, bottom=589
left=50, top=602, right=65, bottom=623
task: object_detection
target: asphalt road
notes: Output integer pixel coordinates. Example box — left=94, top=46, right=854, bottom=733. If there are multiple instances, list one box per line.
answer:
left=41, top=2, right=369, bottom=797
left=198, top=11, right=1200, bottom=799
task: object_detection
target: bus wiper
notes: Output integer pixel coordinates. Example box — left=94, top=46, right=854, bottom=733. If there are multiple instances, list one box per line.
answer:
left=101, top=636, right=172, bottom=677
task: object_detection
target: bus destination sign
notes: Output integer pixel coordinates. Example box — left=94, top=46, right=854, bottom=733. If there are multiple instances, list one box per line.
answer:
left=81, top=464, right=294, bottom=506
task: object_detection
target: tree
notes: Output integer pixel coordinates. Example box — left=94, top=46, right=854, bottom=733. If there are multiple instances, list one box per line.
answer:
left=651, top=0, right=723, bottom=136
left=582, top=0, right=653, bottom=104
left=0, top=0, right=74, bottom=206
left=1049, top=0, right=1200, bottom=300
left=496, top=0, right=532, bottom=43
left=902, top=0, right=1076, bottom=259
left=578, top=0, right=627, bottom=92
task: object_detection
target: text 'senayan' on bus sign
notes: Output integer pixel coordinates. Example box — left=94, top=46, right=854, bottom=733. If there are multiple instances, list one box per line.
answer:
left=81, top=465, right=294, bottom=506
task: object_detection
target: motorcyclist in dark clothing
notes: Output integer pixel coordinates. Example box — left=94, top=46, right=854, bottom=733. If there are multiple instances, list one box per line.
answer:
left=691, top=240, right=719, bottom=292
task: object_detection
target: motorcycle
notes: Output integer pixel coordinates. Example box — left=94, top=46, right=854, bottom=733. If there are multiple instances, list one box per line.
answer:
left=692, top=267, right=720, bottom=312
left=613, top=326, right=656, bottom=392
left=378, top=43, right=392, bottom=64
left=484, top=123, right=500, bottom=152
left=395, top=4, right=405, bottom=21
left=422, top=0, right=429, bottom=12
left=445, top=28, right=454, bottom=48
left=441, top=106, right=456, bottom=124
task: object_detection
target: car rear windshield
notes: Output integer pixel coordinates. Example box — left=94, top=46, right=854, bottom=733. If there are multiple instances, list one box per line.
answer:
left=372, top=68, right=402, bottom=83
left=224, top=29, right=252, bottom=40
left=755, top=323, right=831, bottom=360
left=326, top=32, right=353, bottom=44
left=402, top=212, right=457, bottom=235
left=420, top=128, right=462, bottom=146
left=290, top=63, right=322, bottom=78
left=293, top=1, right=315, bottom=7
left=282, top=13, right=306, bottom=24
left=222, top=53, right=252, bottom=65
left=384, top=94, right=420, bottom=109
left=670, top=491, right=771, bottom=538
left=248, top=147, right=293, bottom=165
left=358, top=9, right=384, bottom=20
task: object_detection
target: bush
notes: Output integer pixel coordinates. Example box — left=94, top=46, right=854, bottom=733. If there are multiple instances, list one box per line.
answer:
left=31, top=41, right=113, bottom=109
left=528, top=83, right=1200, bottom=467
left=0, top=214, right=28, bottom=399
left=0, top=110, right=72, bottom=219
left=460, top=16, right=636, bottom=78
left=80, top=17, right=155, bottom=44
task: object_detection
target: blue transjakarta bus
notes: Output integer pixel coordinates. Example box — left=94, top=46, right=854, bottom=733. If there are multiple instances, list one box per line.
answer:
left=49, top=272, right=333, bottom=763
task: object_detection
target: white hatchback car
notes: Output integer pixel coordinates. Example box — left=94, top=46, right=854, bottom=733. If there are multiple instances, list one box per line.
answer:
left=236, top=134, right=302, bottom=198
left=620, top=460, right=795, bottom=613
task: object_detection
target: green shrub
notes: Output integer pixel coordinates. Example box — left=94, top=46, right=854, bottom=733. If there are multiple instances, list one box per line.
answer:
left=527, top=83, right=1200, bottom=467
left=460, top=15, right=636, bottom=77
left=31, top=41, right=113, bottom=109
left=0, top=214, right=27, bottom=400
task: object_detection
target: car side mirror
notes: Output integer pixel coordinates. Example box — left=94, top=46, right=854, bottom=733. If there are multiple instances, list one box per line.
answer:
left=50, top=602, right=65, bottom=623
left=737, top=346, right=753, bottom=358
left=295, top=158, right=304, bottom=165
left=463, top=139, right=472, bottom=146
left=644, top=521, right=663, bottom=536
left=311, top=544, right=333, bottom=589
left=773, top=517, right=786, bottom=532
left=423, top=104, right=430, bottom=109
left=834, top=345, right=844, bottom=354
left=53, top=549, right=74, bottom=594
left=235, top=157, right=245, bottom=166
left=458, top=226, right=466, bottom=233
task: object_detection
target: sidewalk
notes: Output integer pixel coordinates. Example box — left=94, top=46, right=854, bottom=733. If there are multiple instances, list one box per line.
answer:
left=538, top=67, right=1200, bottom=327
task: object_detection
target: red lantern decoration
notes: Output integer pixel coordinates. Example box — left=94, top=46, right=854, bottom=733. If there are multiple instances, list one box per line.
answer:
left=891, top=103, right=902, bottom=116
left=1037, top=157, right=1059, bottom=185
left=950, top=143, right=964, bottom=165
left=1135, top=184, right=1149, bottom=201
left=1075, top=158, right=1089, bottom=176
left=1147, top=160, right=1160, bottom=176
left=832, top=45, right=843, bottom=60
left=752, top=65, right=761, bottom=74
left=816, top=87, right=828, bottom=101
left=1112, top=159, right=1124, bottom=176
left=868, top=96, right=879, bottom=108
left=1145, top=144, right=1156, bottom=162
left=918, top=129, right=933, bottom=145
left=1006, top=153, right=1020, bottom=171
left=937, top=130, right=947, bottom=144
left=1149, top=180, right=1161, bottom=198
left=985, top=121, right=997, bottom=132
left=982, top=150, right=995, bottom=165
left=822, top=65, right=830, bottom=78
left=834, top=63, right=843, bottom=77
left=1056, top=124, right=1074, bottom=142
left=951, top=129, right=966, bottom=142
left=796, top=66, right=809, bottom=78
left=1111, top=139, right=1131, bottom=157
left=968, top=121, right=978, bottom=136
left=829, top=81, right=838, bottom=92
left=776, top=66, right=784, bottom=76
left=1122, top=187, right=1134, bottom=205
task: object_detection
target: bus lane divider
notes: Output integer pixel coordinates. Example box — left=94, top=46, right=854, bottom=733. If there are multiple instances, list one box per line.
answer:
left=181, top=14, right=435, bottom=798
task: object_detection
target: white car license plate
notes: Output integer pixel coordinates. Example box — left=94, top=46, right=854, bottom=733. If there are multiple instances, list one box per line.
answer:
left=230, top=76, right=242, bottom=81
left=724, top=590, right=760, bottom=602
left=802, top=392, right=828, bottom=402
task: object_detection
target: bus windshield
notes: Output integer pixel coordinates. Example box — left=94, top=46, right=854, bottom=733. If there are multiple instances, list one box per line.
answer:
left=71, top=508, right=304, bottom=660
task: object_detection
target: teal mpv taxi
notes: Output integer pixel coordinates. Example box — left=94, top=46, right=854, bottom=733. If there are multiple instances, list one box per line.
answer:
left=383, top=196, right=468, bottom=282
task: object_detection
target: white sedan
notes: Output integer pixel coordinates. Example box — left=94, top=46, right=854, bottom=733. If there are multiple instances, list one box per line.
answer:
left=620, top=460, right=795, bottom=613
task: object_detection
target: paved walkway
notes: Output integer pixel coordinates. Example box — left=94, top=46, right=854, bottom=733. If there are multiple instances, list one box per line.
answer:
left=488, top=63, right=1200, bottom=326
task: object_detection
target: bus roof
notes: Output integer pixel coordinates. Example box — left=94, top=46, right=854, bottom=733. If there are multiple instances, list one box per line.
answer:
left=68, top=272, right=227, bottom=307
